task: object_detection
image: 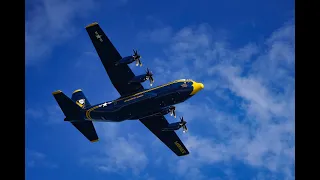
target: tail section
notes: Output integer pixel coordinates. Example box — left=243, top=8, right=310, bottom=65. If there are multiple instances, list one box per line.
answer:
left=52, top=90, right=83, bottom=119
left=52, top=90, right=99, bottom=143
left=71, top=89, right=91, bottom=109
left=71, top=121, right=99, bottom=142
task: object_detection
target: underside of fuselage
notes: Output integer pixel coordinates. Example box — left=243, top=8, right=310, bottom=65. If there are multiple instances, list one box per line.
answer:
left=85, top=79, right=204, bottom=122
left=87, top=91, right=190, bottom=121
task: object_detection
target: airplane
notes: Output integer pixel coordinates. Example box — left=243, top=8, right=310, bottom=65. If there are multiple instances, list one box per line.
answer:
left=52, top=22, right=204, bottom=156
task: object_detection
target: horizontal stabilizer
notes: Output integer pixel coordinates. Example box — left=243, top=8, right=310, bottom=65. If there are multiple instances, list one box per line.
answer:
left=52, top=90, right=83, bottom=119
left=71, top=121, right=99, bottom=142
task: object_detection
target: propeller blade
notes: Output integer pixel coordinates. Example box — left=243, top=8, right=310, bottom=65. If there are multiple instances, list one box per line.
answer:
left=146, top=68, right=154, bottom=86
left=180, top=117, right=184, bottom=122
left=169, top=106, right=176, bottom=117
left=180, top=116, right=187, bottom=133
left=182, top=125, right=188, bottom=133
left=147, top=68, right=152, bottom=75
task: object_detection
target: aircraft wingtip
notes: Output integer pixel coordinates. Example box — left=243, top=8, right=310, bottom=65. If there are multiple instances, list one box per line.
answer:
left=90, top=139, right=99, bottom=143
left=85, top=22, right=98, bottom=28
left=52, top=90, right=62, bottom=95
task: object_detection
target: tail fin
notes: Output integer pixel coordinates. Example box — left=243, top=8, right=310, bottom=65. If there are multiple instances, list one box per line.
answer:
left=52, top=90, right=83, bottom=119
left=71, top=89, right=91, bottom=109
left=52, top=90, right=99, bottom=143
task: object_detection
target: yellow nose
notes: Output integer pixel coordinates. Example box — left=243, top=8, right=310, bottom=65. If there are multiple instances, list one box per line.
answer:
left=190, top=82, right=204, bottom=95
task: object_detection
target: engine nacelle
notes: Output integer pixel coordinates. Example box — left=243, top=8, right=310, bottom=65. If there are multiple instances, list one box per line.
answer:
left=162, top=122, right=182, bottom=131
left=152, top=106, right=175, bottom=116
left=160, top=106, right=173, bottom=115
left=128, top=74, right=148, bottom=84
left=115, top=56, right=135, bottom=66
left=145, top=106, right=173, bottom=117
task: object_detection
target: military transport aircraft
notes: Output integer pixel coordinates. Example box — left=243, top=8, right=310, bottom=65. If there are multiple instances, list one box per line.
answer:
left=52, top=22, right=204, bottom=156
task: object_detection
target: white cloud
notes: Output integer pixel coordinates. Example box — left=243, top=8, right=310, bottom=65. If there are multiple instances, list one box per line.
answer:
left=26, top=104, right=64, bottom=124
left=26, top=149, right=58, bottom=168
left=104, top=136, right=148, bottom=174
left=34, top=16, right=294, bottom=179
left=25, top=0, right=97, bottom=65
left=82, top=123, right=149, bottom=175
left=26, top=106, right=44, bottom=120
left=142, top=20, right=295, bottom=179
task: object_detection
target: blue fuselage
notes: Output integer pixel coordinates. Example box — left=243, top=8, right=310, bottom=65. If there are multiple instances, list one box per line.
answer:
left=83, top=79, right=203, bottom=122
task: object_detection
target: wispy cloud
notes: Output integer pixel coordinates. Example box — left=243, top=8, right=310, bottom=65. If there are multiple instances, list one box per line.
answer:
left=26, top=104, right=63, bottom=124
left=81, top=123, right=148, bottom=176
left=139, top=20, right=294, bottom=179
left=39, top=17, right=294, bottom=179
left=25, top=0, right=97, bottom=65
left=26, top=149, right=58, bottom=169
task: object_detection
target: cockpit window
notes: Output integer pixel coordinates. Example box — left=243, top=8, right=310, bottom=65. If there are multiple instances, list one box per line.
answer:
left=174, top=79, right=193, bottom=83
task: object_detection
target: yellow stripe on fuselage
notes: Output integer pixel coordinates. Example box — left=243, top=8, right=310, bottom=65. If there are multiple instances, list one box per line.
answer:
left=85, top=79, right=195, bottom=120
left=86, top=106, right=100, bottom=120
left=113, top=79, right=190, bottom=103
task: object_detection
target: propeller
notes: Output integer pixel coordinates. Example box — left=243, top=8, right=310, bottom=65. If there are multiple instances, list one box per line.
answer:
left=169, top=106, right=176, bottom=118
left=145, top=68, right=154, bottom=86
left=133, top=49, right=142, bottom=67
left=179, top=117, right=188, bottom=133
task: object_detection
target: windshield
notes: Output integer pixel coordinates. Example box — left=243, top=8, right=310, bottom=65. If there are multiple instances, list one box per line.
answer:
left=173, top=79, right=193, bottom=83
left=173, top=79, right=185, bottom=83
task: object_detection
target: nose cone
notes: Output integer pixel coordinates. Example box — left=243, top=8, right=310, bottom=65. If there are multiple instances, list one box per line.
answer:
left=190, top=82, right=204, bottom=95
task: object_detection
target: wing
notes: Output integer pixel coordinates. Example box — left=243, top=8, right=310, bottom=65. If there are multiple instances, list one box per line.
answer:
left=139, top=116, right=189, bottom=156
left=85, top=22, right=144, bottom=96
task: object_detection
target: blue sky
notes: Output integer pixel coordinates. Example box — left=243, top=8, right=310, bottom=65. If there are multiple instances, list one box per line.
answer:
left=25, top=0, right=295, bottom=179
